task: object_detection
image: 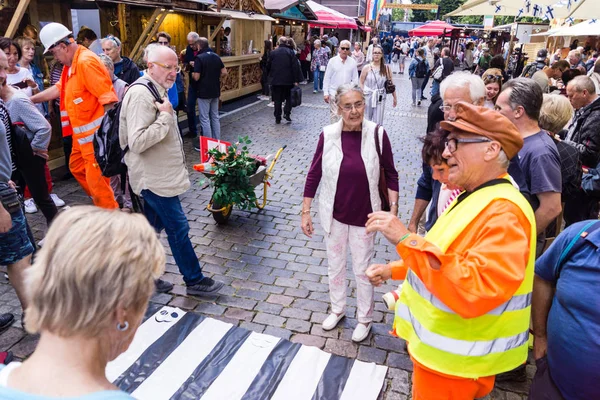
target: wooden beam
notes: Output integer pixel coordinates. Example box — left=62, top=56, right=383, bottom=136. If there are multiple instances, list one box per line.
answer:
left=209, top=18, right=226, bottom=42
left=129, top=7, right=161, bottom=60
left=6, top=0, right=32, bottom=39
left=251, top=0, right=267, bottom=15
left=118, top=3, right=128, bottom=53
left=140, top=10, right=168, bottom=56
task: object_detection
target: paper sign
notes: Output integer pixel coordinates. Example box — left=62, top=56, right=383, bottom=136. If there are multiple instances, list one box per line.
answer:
left=199, top=137, right=231, bottom=163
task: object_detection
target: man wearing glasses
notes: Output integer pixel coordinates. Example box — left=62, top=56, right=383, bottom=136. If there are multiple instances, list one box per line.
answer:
left=32, top=22, right=119, bottom=209
left=119, top=44, right=225, bottom=296
left=192, top=37, right=227, bottom=141
left=323, top=40, right=358, bottom=123
left=366, top=102, right=536, bottom=400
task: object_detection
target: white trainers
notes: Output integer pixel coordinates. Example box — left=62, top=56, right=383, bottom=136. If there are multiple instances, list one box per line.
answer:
left=352, top=323, right=372, bottom=343
left=50, top=193, right=65, bottom=207
left=322, top=312, right=344, bottom=331
left=24, top=199, right=37, bottom=214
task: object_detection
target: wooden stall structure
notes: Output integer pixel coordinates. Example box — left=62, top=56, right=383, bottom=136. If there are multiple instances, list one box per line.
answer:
left=265, top=0, right=316, bottom=47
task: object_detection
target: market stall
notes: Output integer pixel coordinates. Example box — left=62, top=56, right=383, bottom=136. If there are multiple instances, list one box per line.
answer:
left=408, top=20, right=456, bottom=37
left=265, top=0, right=316, bottom=46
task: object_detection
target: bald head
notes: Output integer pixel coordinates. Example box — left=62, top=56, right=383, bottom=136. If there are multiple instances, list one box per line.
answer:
left=566, top=75, right=598, bottom=109
left=146, top=44, right=179, bottom=90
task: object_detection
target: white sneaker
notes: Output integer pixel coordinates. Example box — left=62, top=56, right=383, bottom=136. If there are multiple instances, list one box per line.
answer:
left=300, top=80, right=308, bottom=85
left=24, top=199, right=37, bottom=214
left=50, top=193, right=65, bottom=207
left=313, top=90, right=317, bottom=94
left=352, top=323, right=372, bottom=342
left=322, top=312, right=344, bottom=331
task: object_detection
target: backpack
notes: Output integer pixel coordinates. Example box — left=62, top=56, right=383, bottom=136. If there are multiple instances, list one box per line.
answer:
left=415, top=59, right=427, bottom=78
left=555, top=220, right=600, bottom=278
left=94, top=79, right=163, bottom=177
left=432, top=62, right=444, bottom=81
left=521, top=62, right=539, bottom=78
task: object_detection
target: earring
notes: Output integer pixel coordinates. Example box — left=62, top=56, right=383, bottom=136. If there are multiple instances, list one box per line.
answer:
left=117, top=321, right=129, bottom=332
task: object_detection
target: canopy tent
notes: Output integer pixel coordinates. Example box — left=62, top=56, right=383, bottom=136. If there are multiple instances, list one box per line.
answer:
left=264, top=0, right=318, bottom=21
left=550, top=19, right=600, bottom=37
left=408, top=20, right=457, bottom=37
left=445, top=0, right=600, bottom=19
left=530, top=27, right=562, bottom=37
left=306, top=0, right=358, bottom=29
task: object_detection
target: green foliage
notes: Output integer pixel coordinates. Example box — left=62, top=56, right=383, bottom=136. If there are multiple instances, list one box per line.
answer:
left=409, top=0, right=465, bottom=22
left=391, top=8, right=405, bottom=22
left=204, top=136, right=259, bottom=211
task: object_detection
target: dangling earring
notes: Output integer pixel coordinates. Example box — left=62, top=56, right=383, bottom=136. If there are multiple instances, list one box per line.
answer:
left=117, top=321, right=129, bottom=331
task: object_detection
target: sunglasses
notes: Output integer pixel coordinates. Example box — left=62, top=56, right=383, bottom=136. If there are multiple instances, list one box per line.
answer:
left=340, top=47, right=350, bottom=51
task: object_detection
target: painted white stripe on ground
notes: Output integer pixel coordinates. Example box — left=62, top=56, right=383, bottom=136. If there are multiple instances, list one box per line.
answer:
left=270, top=345, right=331, bottom=400
left=200, top=332, right=281, bottom=400
left=106, top=306, right=185, bottom=382
left=339, top=360, right=388, bottom=400
left=131, top=318, right=233, bottom=400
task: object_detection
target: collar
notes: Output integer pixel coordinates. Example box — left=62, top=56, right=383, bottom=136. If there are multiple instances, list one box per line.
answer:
left=586, top=222, right=600, bottom=247
left=69, top=45, right=86, bottom=75
left=198, top=47, right=214, bottom=55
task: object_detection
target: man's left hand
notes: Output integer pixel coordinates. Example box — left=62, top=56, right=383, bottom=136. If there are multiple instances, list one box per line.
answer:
left=324, top=95, right=330, bottom=104
left=366, top=264, right=392, bottom=286
left=366, top=211, right=408, bottom=245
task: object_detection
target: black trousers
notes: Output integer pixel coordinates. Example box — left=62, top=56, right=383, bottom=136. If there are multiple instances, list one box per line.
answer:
left=63, top=136, right=72, bottom=171
left=271, top=85, right=292, bottom=120
left=12, top=154, right=57, bottom=225
left=421, top=70, right=430, bottom=98
left=301, top=60, right=311, bottom=81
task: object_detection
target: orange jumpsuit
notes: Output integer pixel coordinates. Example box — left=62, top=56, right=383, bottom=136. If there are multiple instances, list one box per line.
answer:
left=56, top=45, right=118, bottom=209
left=390, top=199, right=532, bottom=400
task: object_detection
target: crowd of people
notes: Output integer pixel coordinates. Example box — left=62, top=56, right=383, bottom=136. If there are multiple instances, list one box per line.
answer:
left=0, top=19, right=598, bottom=400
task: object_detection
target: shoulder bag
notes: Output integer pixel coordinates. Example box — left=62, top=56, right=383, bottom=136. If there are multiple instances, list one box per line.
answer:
left=384, top=65, right=395, bottom=94
left=374, top=125, right=390, bottom=211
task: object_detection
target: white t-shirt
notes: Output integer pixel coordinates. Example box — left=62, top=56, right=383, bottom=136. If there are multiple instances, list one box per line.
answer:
left=401, top=42, right=409, bottom=55
left=7, top=68, right=34, bottom=97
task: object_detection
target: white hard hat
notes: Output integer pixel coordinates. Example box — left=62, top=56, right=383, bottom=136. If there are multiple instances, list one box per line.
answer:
left=39, top=22, right=72, bottom=54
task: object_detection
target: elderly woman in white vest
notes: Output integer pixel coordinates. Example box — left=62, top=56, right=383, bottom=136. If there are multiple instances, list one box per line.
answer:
left=301, top=83, right=399, bottom=342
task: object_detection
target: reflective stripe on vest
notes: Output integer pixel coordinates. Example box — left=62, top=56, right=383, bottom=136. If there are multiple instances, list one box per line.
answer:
left=393, top=181, right=536, bottom=378
left=406, top=270, right=532, bottom=316
left=77, top=134, right=96, bottom=145
left=61, top=120, right=70, bottom=127
left=60, top=111, right=68, bottom=117
left=395, top=302, right=529, bottom=356
left=72, top=114, right=104, bottom=135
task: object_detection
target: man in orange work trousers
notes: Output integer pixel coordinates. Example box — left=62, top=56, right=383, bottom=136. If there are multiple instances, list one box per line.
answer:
left=366, top=103, right=536, bottom=400
left=32, top=23, right=118, bottom=209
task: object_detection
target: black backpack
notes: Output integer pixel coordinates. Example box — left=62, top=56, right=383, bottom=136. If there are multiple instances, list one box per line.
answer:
left=94, top=79, right=162, bottom=177
left=415, top=59, right=427, bottom=78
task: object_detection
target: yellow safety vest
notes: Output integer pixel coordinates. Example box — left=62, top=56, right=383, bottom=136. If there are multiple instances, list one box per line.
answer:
left=394, top=180, right=536, bottom=378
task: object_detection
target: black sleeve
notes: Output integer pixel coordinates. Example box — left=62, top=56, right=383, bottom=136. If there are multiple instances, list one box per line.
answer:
left=193, top=56, right=202, bottom=74
left=578, top=115, right=600, bottom=167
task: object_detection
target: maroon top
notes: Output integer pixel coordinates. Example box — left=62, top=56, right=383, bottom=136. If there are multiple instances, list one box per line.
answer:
left=304, top=129, right=399, bottom=227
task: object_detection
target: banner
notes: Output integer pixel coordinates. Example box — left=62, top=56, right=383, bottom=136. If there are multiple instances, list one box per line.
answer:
left=199, top=137, right=231, bottom=163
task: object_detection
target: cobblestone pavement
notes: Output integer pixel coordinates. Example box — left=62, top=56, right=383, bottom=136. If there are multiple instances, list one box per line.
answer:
left=0, top=66, right=534, bottom=399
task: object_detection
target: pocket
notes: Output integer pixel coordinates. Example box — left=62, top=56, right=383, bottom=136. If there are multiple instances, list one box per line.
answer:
left=71, top=90, right=95, bottom=120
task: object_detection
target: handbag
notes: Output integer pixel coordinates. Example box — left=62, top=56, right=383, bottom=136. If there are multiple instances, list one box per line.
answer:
left=306, top=52, right=312, bottom=62
left=0, top=182, right=21, bottom=214
left=374, top=125, right=390, bottom=211
left=384, top=65, right=395, bottom=94
left=290, top=86, right=302, bottom=108
left=319, top=65, right=326, bottom=72
left=12, top=122, right=34, bottom=143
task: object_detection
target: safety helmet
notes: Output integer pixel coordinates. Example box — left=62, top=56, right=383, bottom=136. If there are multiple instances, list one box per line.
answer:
left=39, top=22, right=72, bottom=53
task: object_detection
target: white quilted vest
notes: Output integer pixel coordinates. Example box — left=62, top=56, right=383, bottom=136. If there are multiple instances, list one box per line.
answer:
left=318, top=118, right=383, bottom=234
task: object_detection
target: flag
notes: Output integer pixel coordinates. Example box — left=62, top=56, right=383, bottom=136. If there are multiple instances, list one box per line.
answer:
left=107, top=306, right=389, bottom=400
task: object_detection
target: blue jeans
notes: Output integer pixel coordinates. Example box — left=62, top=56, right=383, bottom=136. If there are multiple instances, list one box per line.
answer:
left=141, top=189, right=204, bottom=286
left=197, top=97, right=220, bottom=140
left=186, top=84, right=198, bottom=136
left=431, top=80, right=440, bottom=97
left=313, top=70, right=324, bottom=91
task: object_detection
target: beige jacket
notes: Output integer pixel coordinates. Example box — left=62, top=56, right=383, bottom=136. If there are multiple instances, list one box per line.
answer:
left=119, top=73, right=189, bottom=197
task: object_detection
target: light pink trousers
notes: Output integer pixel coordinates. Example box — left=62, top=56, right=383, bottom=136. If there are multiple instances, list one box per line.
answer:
left=325, top=218, right=376, bottom=324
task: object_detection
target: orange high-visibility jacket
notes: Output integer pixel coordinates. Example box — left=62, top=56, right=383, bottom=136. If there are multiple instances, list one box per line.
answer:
left=58, top=66, right=73, bottom=138
left=56, top=45, right=117, bottom=145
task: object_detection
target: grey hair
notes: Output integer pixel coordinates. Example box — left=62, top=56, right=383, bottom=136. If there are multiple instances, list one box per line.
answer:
left=278, top=36, right=288, bottom=46
left=145, top=42, right=177, bottom=63
left=101, top=36, right=121, bottom=48
left=354, top=42, right=361, bottom=47
left=497, top=149, right=510, bottom=169
left=568, top=75, right=596, bottom=95
left=340, top=40, right=351, bottom=48
left=568, top=49, right=582, bottom=60
left=143, top=43, right=161, bottom=63
left=314, top=39, right=321, bottom=46
left=97, top=53, right=114, bottom=72
left=440, top=71, right=486, bottom=104
left=334, top=83, right=365, bottom=106
left=187, top=31, right=200, bottom=41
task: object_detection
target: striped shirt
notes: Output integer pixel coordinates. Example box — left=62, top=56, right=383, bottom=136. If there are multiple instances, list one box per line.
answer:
left=0, top=100, right=16, bottom=173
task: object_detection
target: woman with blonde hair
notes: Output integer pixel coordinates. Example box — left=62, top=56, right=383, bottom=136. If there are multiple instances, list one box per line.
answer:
left=302, top=83, right=399, bottom=342
left=0, top=206, right=165, bottom=399
left=360, top=44, right=397, bottom=124
left=482, top=68, right=503, bottom=109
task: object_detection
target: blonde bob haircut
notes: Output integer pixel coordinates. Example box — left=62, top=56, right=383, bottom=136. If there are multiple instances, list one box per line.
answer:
left=24, top=206, right=165, bottom=336
left=539, top=94, right=574, bottom=135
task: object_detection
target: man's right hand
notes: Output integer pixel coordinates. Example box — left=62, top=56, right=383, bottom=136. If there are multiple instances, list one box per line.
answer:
left=533, top=335, right=548, bottom=360
left=0, top=207, right=12, bottom=233
left=156, top=97, right=173, bottom=114
left=324, top=95, right=330, bottom=104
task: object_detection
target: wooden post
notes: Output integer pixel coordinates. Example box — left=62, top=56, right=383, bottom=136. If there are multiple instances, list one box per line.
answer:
left=6, top=0, right=32, bottom=39
left=209, top=18, right=226, bottom=42
left=217, top=0, right=221, bottom=13
left=118, top=3, right=128, bottom=54
left=129, top=7, right=161, bottom=60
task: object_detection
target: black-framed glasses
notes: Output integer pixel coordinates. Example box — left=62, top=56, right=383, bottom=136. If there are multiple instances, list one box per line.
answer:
left=445, top=137, right=492, bottom=153
left=484, top=74, right=503, bottom=83
left=340, top=47, right=350, bottom=51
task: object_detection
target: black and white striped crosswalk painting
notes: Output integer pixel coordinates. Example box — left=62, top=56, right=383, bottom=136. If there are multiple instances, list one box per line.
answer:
left=106, top=306, right=388, bottom=400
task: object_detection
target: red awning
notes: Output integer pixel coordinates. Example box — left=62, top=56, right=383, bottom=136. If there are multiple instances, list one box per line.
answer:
left=307, top=0, right=358, bottom=29
left=359, top=25, right=372, bottom=32
left=408, top=20, right=457, bottom=37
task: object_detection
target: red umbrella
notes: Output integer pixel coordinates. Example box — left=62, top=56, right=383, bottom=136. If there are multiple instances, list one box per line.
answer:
left=307, top=0, right=358, bottom=29
left=408, top=20, right=457, bottom=37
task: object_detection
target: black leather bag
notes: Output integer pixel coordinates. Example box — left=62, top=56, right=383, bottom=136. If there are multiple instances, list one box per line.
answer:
left=290, top=86, right=302, bottom=108
left=384, top=65, right=396, bottom=94
left=0, top=182, right=21, bottom=214
left=374, top=125, right=390, bottom=211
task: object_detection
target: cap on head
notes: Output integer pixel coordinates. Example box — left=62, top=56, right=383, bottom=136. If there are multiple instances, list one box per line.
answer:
left=440, top=101, right=523, bottom=159
left=40, top=22, right=72, bottom=53
left=536, top=48, right=548, bottom=62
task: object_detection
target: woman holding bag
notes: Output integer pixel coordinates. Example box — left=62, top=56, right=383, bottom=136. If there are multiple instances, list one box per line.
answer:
left=360, top=45, right=397, bottom=125
left=310, top=40, right=329, bottom=94
left=301, top=83, right=399, bottom=343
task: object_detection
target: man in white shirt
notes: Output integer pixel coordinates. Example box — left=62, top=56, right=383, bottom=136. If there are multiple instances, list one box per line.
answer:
left=323, top=40, right=358, bottom=123
left=366, top=37, right=379, bottom=63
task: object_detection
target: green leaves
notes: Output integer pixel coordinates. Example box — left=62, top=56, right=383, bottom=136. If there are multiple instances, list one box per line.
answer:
left=204, top=136, right=259, bottom=211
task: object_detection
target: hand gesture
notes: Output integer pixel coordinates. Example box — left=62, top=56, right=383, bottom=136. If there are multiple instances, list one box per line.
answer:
left=156, top=97, right=173, bottom=114
left=365, top=264, right=392, bottom=287
left=365, top=211, right=408, bottom=245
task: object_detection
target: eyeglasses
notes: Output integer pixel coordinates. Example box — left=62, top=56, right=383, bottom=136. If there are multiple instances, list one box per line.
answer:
left=439, top=104, right=458, bottom=112
left=340, top=47, right=350, bottom=51
left=151, top=61, right=181, bottom=74
left=445, top=137, right=492, bottom=153
left=340, top=101, right=365, bottom=112
left=484, top=74, right=503, bottom=83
